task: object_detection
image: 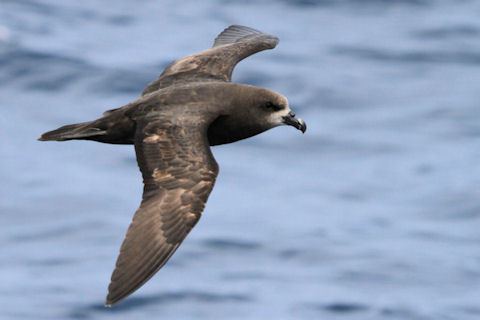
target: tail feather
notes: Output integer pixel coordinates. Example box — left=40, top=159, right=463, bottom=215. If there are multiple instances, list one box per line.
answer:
left=38, top=121, right=106, bottom=141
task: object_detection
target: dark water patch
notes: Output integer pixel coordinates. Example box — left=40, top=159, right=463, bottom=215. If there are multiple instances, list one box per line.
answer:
left=455, top=124, right=480, bottom=138
left=281, top=0, right=333, bottom=6
left=106, top=15, right=135, bottom=26
left=460, top=306, right=480, bottom=315
left=337, top=190, right=367, bottom=202
left=222, top=271, right=267, bottom=280
left=445, top=205, right=480, bottom=220
left=307, top=301, right=370, bottom=314
left=26, top=72, right=84, bottom=91
left=3, top=0, right=103, bottom=25
left=0, top=47, right=88, bottom=74
left=413, top=25, right=480, bottom=40
left=278, top=248, right=303, bottom=259
left=381, top=306, right=429, bottom=319
left=75, top=291, right=252, bottom=315
left=201, top=238, right=262, bottom=251
left=420, top=192, right=480, bottom=221
left=26, top=257, right=75, bottom=267
left=282, top=0, right=431, bottom=7
left=0, top=46, right=94, bottom=90
left=91, top=69, right=153, bottom=95
left=314, top=136, right=400, bottom=155
left=2, top=0, right=59, bottom=17
left=409, top=230, right=475, bottom=244
left=277, top=246, right=333, bottom=264
left=250, top=134, right=401, bottom=156
left=332, top=46, right=480, bottom=66
left=414, top=163, right=434, bottom=176
left=337, top=269, right=392, bottom=283
left=302, top=87, right=361, bottom=111
left=12, top=224, right=79, bottom=242
left=89, top=60, right=172, bottom=95
left=11, top=219, right=106, bottom=242
left=68, top=311, right=90, bottom=320
left=323, top=302, right=369, bottom=313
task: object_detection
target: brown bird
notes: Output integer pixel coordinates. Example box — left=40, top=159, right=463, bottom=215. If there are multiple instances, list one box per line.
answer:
left=39, top=25, right=306, bottom=306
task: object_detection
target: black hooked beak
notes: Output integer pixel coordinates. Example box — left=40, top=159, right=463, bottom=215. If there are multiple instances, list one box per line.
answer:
left=282, top=111, right=307, bottom=133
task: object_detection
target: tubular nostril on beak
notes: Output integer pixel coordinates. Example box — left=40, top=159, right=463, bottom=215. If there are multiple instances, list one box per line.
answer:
left=289, top=111, right=296, bottom=118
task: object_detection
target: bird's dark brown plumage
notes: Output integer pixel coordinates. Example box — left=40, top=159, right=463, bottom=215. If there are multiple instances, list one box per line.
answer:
left=39, top=25, right=306, bottom=306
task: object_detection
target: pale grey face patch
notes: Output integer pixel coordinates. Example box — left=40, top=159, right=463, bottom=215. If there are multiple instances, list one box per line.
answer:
left=268, top=107, right=292, bottom=127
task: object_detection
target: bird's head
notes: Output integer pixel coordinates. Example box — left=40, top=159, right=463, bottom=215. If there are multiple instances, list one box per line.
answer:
left=208, top=84, right=307, bottom=146
left=251, top=88, right=306, bottom=134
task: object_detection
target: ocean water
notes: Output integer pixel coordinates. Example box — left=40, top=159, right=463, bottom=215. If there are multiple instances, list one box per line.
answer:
left=1, top=0, right=479, bottom=319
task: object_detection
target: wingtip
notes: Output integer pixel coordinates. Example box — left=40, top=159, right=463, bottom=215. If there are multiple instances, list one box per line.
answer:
left=104, top=295, right=117, bottom=308
left=105, top=286, right=127, bottom=307
left=213, top=24, right=277, bottom=48
left=105, top=291, right=119, bottom=307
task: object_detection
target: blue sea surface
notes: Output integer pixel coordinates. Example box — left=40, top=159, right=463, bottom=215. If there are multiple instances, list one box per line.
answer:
left=1, top=0, right=479, bottom=319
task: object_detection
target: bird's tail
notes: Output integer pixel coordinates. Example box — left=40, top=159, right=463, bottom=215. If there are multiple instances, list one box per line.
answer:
left=38, top=121, right=106, bottom=142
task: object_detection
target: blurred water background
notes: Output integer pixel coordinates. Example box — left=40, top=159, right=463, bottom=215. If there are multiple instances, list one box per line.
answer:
left=1, top=0, right=479, bottom=319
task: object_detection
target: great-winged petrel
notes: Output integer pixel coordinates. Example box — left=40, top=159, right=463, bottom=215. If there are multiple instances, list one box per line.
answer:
left=39, top=25, right=307, bottom=306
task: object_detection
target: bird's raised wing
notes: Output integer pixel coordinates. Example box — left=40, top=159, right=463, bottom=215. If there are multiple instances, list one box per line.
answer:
left=142, top=25, right=278, bottom=95
left=106, top=114, right=218, bottom=306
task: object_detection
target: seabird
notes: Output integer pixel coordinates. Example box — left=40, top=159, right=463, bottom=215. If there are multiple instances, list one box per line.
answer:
left=39, top=25, right=307, bottom=306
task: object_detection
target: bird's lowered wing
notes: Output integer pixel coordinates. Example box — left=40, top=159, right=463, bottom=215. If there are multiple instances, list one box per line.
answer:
left=142, top=25, right=279, bottom=95
left=106, top=114, right=219, bottom=306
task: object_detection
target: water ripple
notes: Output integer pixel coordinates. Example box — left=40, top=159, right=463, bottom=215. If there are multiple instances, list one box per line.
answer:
left=72, top=290, right=252, bottom=316
left=201, top=238, right=262, bottom=251
left=413, top=25, right=480, bottom=40
left=332, top=46, right=480, bottom=66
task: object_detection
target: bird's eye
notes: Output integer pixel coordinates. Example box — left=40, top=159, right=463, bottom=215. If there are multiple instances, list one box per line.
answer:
left=263, top=102, right=282, bottom=111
